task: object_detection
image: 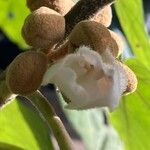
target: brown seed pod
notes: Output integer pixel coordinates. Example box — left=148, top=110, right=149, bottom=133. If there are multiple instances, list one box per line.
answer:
left=26, top=0, right=74, bottom=15
left=109, top=30, right=124, bottom=56
left=22, top=7, right=65, bottom=49
left=91, top=5, right=112, bottom=27
left=6, top=51, right=48, bottom=95
left=118, top=62, right=137, bottom=94
left=68, top=21, right=119, bottom=56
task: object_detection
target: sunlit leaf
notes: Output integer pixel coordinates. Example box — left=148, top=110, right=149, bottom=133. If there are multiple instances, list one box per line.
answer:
left=0, top=0, right=29, bottom=48
left=111, top=0, right=150, bottom=149
left=0, top=142, right=24, bottom=150
left=0, top=99, right=54, bottom=150
left=111, top=60, right=150, bottom=150
left=115, top=0, right=150, bottom=67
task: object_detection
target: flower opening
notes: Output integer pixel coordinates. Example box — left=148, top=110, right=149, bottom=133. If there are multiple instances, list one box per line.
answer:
left=42, top=46, right=127, bottom=111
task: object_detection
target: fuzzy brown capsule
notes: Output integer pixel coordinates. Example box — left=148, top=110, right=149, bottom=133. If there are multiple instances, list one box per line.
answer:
left=117, top=62, right=137, bottom=94
left=109, top=30, right=124, bottom=56
left=26, top=0, right=74, bottom=15
left=68, top=21, right=120, bottom=57
left=91, top=5, right=112, bottom=27
left=6, top=51, right=48, bottom=95
left=22, top=7, right=65, bottom=49
left=123, top=64, right=137, bottom=94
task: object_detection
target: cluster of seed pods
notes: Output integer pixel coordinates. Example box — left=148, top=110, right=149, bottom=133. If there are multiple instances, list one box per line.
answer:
left=5, top=0, right=137, bottom=106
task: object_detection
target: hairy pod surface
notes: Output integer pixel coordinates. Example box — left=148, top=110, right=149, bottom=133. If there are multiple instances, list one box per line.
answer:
left=109, top=30, right=124, bottom=56
left=91, top=5, right=112, bottom=27
left=117, top=62, right=137, bottom=94
left=27, top=0, right=74, bottom=15
left=68, top=21, right=120, bottom=57
left=6, top=51, right=48, bottom=95
left=22, top=7, right=65, bottom=49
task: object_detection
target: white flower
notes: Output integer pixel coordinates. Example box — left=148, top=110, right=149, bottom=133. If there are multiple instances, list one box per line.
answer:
left=42, top=46, right=127, bottom=110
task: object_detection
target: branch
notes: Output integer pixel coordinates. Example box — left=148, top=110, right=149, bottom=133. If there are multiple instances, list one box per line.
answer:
left=47, top=41, right=69, bottom=61
left=65, top=0, right=115, bottom=35
left=26, top=91, right=74, bottom=150
left=0, top=71, right=15, bottom=107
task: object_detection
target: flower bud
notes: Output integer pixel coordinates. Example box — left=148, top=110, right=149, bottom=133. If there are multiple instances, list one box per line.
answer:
left=6, top=51, right=48, bottom=95
left=27, top=0, right=74, bottom=15
left=68, top=21, right=121, bottom=57
left=42, top=46, right=128, bottom=110
left=22, top=7, right=65, bottom=49
left=91, top=5, right=112, bottom=27
left=119, top=63, right=137, bottom=94
left=109, top=30, right=124, bottom=56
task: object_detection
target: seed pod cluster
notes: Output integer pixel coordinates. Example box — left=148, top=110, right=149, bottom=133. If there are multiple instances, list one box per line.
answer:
left=23, top=0, right=114, bottom=52
left=4, top=0, right=137, bottom=100
left=5, top=0, right=74, bottom=97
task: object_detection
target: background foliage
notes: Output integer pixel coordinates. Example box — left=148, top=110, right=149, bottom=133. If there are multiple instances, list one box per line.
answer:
left=110, top=0, right=150, bottom=150
left=0, top=99, right=54, bottom=150
left=0, top=0, right=150, bottom=150
left=0, top=0, right=29, bottom=48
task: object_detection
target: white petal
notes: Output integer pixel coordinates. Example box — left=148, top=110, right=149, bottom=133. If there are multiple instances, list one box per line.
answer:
left=42, top=60, right=63, bottom=85
left=42, top=46, right=128, bottom=110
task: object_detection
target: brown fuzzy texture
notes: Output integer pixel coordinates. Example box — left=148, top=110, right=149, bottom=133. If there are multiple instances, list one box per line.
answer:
left=107, top=37, right=121, bottom=57
left=68, top=21, right=110, bottom=54
left=118, top=62, right=137, bottom=94
left=27, top=0, right=74, bottom=15
left=22, top=7, right=65, bottom=49
left=109, top=30, right=124, bottom=56
left=91, top=5, right=112, bottom=27
left=6, top=51, right=48, bottom=95
left=68, top=21, right=119, bottom=56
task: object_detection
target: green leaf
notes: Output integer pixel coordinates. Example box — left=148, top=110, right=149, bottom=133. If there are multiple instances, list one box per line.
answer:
left=115, top=0, right=150, bottom=67
left=110, top=60, right=150, bottom=150
left=111, top=1, right=150, bottom=149
left=0, top=142, right=24, bottom=150
left=0, top=0, right=30, bottom=48
left=0, top=99, right=54, bottom=150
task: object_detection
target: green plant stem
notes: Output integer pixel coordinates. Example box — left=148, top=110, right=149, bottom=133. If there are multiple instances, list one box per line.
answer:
left=0, top=79, right=15, bottom=107
left=26, top=91, right=74, bottom=150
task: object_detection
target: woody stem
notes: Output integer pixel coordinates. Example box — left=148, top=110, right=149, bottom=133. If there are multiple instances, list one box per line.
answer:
left=65, top=0, right=115, bottom=35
